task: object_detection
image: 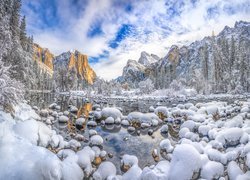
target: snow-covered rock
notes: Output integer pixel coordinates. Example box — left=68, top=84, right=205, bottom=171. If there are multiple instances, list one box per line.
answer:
left=58, top=115, right=69, bottom=123
left=105, top=117, right=115, bottom=124
left=90, top=135, right=103, bottom=146
left=168, top=144, right=201, bottom=179
left=101, top=108, right=122, bottom=120
left=201, top=161, right=224, bottom=179
left=93, top=161, right=116, bottom=180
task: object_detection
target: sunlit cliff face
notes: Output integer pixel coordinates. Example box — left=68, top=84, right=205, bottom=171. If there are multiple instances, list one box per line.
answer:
left=68, top=51, right=96, bottom=85
left=33, top=44, right=96, bottom=85
left=33, top=44, right=54, bottom=71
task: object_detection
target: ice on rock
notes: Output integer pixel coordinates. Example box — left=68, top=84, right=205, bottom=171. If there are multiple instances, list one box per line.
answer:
left=58, top=115, right=69, bottom=123
left=37, top=121, right=53, bottom=147
left=236, top=171, right=250, bottom=180
left=121, top=120, right=130, bottom=126
left=180, top=120, right=197, bottom=131
left=62, top=157, right=84, bottom=180
left=92, top=146, right=101, bottom=157
left=63, top=111, right=70, bottom=116
left=67, top=139, right=81, bottom=150
left=140, top=160, right=170, bottom=180
left=121, top=154, right=138, bottom=169
left=93, top=161, right=117, bottom=180
left=206, top=148, right=227, bottom=164
left=115, top=117, right=121, bottom=124
left=127, top=112, right=142, bottom=123
left=52, top=111, right=58, bottom=117
left=180, top=139, right=204, bottom=154
left=0, top=116, right=62, bottom=179
left=227, top=161, right=243, bottom=180
left=101, top=107, right=122, bottom=120
left=13, top=119, right=39, bottom=145
left=90, top=135, right=103, bottom=146
left=40, top=109, right=49, bottom=117
left=88, top=129, right=98, bottom=137
left=154, top=106, right=168, bottom=118
left=198, top=125, right=211, bottom=136
left=14, top=103, right=41, bottom=121
left=168, top=144, right=201, bottom=180
left=241, top=106, right=249, bottom=113
left=69, top=105, right=78, bottom=113
left=159, top=139, right=173, bottom=153
left=149, top=106, right=155, bottom=112
left=141, top=122, right=150, bottom=128
left=122, top=164, right=142, bottom=180
left=48, top=103, right=57, bottom=109
left=13, top=119, right=53, bottom=147
left=57, top=149, right=76, bottom=160
left=127, top=112, right=160, bottom=126
left=77, top=146, right=95, bottom=176
left=87, top=120, right=97, bottom=127
left=206, top=105, right=219, bottom=116
left=190, top=114, right=206, bottom=122
left=179, top=127, right=190, bottom=138
left=105, top=116, right=115, bottom=124
left=224, top=115, right=243, bottom=128
left=75, top=118, right=85, bottom=127
left=246, top=152, right=250, bottom=169
left=201, top=161, right=224, bottom=179
left=50, top=134, right=60, bottom=148
left=215, top=127, right=244, bottom=147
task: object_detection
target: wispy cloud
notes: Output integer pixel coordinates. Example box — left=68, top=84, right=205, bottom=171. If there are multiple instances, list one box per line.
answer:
left=22, top=0, right=250, bottom=80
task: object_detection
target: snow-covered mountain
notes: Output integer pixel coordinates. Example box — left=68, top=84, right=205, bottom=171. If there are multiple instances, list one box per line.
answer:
left=118, top=21, right=250, bottom=93
left=138, top=51, right=160, bottom=66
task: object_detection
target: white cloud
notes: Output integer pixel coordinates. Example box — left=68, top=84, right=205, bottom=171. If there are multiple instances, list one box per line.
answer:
left=23, top=0, right=250, bottom=80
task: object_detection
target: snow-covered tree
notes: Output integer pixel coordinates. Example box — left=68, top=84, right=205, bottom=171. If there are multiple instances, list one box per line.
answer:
left=139, top=78, right=154, bottom=94
left=0, top=59, right=23, bottom=111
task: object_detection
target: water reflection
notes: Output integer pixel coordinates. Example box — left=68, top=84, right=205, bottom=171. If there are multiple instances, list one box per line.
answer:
left=77, top=103, right=92, bottom=118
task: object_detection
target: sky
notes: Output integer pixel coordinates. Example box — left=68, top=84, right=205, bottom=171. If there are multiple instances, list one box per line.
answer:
left=21, top=0, right=250, bottom=80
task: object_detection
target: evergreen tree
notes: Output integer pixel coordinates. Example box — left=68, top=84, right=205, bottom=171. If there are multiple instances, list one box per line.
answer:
left=10, top=0, right=21, bottom=39
left=20, top=16, right=27, bottom=50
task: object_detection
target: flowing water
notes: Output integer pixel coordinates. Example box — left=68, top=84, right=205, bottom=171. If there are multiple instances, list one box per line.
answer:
left=25, top=92, right=249, bottom=173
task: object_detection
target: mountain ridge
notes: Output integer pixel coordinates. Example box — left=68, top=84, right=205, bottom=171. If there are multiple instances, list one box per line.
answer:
left=117, top=21, right=250, bottom=93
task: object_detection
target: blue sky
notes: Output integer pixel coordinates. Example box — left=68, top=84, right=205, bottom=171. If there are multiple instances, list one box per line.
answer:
left=21, top=0, right=250, bottom=80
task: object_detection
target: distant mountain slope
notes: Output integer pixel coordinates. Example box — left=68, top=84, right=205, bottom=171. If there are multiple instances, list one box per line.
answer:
left=118, top=21, right=250, bottom=93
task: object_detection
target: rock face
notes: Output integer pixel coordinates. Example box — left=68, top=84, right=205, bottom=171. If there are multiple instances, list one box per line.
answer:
left=117, top=52, right=159, bottom=87
left=33, top=44, right=54, bottom=71
left=33, top=44, right=54, bottom=76
left=118, top=21, right=250, bottom=92
left=54, top=50, right=96, bottom=84
left=33, top=45, right=96, bottom=85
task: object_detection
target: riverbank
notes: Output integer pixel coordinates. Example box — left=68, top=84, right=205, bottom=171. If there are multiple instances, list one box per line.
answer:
left=1, top=97, right=250, bottom=179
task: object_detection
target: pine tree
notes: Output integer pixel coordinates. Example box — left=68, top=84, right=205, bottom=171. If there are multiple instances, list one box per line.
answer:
left=20, top=16, right=27, bottom=50
left=10, top=0, right=21, bottom=39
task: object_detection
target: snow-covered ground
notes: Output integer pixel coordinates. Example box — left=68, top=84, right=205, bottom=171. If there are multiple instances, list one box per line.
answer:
left=1, top=98, right=250, bottom=179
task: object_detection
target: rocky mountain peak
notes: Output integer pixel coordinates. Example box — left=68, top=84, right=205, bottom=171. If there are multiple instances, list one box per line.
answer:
left=138, top=51, right=160, bottom=66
